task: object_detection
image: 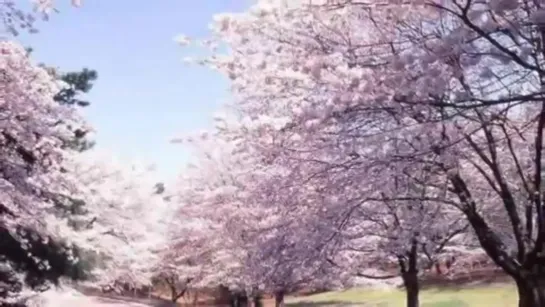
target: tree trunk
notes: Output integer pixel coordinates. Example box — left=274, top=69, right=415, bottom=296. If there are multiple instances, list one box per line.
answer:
left=402, top=271, right=419, bottom=307
left=516, top=276, right=545, bottom=307
left=170, top=285, right=178, bottom=302
left=170, top=286, right=187, bottom=303
left=253, top=294, right=263, bottom=307
left=274, top=291, right=285, bottom=307
left=231, top=291, right=248, bottom=307
left=434, top=263, right=442, bottom=275
left=240, top=293, right=249, bottom=307
left=399, top=239, right=419, bottom=307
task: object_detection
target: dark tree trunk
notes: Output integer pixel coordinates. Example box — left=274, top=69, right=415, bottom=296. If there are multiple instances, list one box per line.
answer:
left=399, top=239, right=419, bottom=307
left=230, top=291, right=248, bottom=307
left=166, top=277, right=191, bottom=303
left=515, top=275, right=545, bottom=307
left=274, top=291, right=285, bottom=307
left=169, top=284, right=187, bottom=303
left=169, top=285, right=177, bottom=302
left=402, top=271, right=419, bottom=307
left=434, top=263, right=442, bottom=275
left=253, top=294, right=263, bottom=307
left=239, top=293, right=249, bottom=307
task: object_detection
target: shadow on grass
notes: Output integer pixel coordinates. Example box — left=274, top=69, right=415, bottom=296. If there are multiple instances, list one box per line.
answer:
left=288, top=300, right=368, bottom=307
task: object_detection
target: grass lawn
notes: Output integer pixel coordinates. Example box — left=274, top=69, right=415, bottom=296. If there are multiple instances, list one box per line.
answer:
left=286, top=283, right=517, bottom=307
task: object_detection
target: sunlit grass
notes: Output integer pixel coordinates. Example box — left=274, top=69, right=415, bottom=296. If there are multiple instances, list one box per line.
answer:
left=287, top=283, right=517, bottom=307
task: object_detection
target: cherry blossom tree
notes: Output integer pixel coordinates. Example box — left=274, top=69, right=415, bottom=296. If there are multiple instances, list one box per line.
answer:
left=154, top=216, right=222, bottom=303
left=177, top=0, right=545, bottom=306
left=242, top=215, right=351, bottom=307
left=172, top=134, right=272, bottom=294
left=0, top=39, right=96, bottom=305
left=171, top=126, right=352, bottom=306
left=1, top=6, right=171, bottom=303
left=1, top=3, right=95, bottom=305
left=336, top=165, right=468, bottom=307
left=1, top=0, right=83, bottom=36
left=61, top=150, right=171, bottom=291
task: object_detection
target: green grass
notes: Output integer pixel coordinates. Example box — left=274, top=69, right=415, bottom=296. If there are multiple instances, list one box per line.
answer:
left=287, top=284, right=517, bottom=307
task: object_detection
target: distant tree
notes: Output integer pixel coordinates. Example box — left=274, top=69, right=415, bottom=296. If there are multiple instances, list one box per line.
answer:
left=64, top=150, right=171, bottom=290
left=31, top=60, right=100, bottom=284
left=53, top=67, right=98, bottom=152
left=24, top=47, right=98, bottom=152
left=37, top=57, right=98, bottom=152
left=53, top=68, right=97, bottom=108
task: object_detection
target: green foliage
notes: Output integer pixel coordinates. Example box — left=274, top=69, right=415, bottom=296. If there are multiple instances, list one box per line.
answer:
left=53, top=67, right=98, bottom=152
left=46, top=66, right=99, bottom=283
left=53, top=68, right=97, bottom=108
left=0, top=227, right=84, bottom=290
left=26, top=47, right=97, bottom=109
left=27, top=46, right=98, bottom=152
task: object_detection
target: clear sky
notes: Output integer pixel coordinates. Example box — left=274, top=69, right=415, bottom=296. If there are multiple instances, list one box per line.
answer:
left=16, top=0, right=251, bottom=179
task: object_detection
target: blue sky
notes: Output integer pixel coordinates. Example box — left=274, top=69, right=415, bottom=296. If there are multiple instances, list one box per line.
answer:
left=16, top=0, right=251, bottom=179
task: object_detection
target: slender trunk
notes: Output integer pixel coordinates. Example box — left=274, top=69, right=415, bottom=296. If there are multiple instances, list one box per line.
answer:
left=275, top=291, right=285, bottom=307
left=231, top=292, right=247, bottom=307
left=434, top=263, right=442, bottom=275
left=402, top=271, right=419, bottom=307
left=170, top=286, right=187, bottom=303
left=253, top=294, right=263, bottom=307
left=240, top=293, right=249, bottom=307
left=193, top=291, right=199, bottom=306
left=170, top=285, right=177, bottom=302
left=399, top=239, right=419, bottom=307
left=516, top=275, right=545, bottom=307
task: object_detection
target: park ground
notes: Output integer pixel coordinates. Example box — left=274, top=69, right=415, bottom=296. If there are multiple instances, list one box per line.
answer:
left=286, top=283, right=516, bottom=307
left=41, top=282, right=517, bottom=306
